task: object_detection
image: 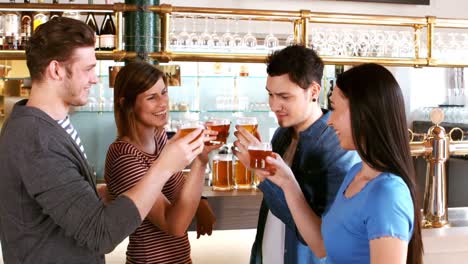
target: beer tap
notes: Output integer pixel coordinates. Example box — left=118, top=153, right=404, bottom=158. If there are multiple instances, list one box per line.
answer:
left=409, top=108, right=468, bottom=228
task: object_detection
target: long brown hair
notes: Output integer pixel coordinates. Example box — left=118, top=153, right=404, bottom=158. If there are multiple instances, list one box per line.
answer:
left=336, top=63, right=423, bottom=264
left=113, top=61, right=165, bottom=140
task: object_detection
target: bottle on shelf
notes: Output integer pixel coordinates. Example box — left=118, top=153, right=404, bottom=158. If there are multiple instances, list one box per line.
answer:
left=99, top=0, right=116, bottom=51
left=85, top=0, right=100, bottom=50
left=20, top=0, right=33, bottom=50
left=62, top=0, right=80, bottom=20
left=49, top=0, right=62, bottom=20
left=4, top=0, right=20, bottom=50
left=33, top=0, right=48, bottom=32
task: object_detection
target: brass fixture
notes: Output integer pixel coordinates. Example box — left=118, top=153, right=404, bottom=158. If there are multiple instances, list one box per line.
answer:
left=409, top=108, right=468, bottom=228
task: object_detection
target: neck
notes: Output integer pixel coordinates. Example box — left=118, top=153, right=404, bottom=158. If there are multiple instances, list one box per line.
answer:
left=124, top=124, right=161, bottom=154
left=26, top=81, right=69, bottom=121
left=292, top=103, right=323, bottom=137
left=358, top=162, right=382, bottom=181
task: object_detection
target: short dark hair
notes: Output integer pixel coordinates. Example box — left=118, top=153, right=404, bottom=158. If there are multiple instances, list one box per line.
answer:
left=336, top=63, right=423, bottom=264
left=114, top=61, right=166, bottom=139
left=266, top=45, right=324, bottom=89
left=26, top=17, right=95, bottom=81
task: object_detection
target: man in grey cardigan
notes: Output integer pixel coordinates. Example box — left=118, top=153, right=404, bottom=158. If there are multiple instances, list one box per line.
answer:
left=0, top=17, right=205, bottom=264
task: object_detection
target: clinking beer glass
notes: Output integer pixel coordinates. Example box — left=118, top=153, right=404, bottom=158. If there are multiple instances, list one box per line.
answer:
left=178, top=120, right=205, bottom=142
left=233, top=116, right=258, bottom=190
left=205, top=118, right=230, bottom=145
left=248, top=142, right=274, bottom=170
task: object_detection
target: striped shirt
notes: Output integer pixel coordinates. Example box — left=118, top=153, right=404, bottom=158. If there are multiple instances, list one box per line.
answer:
left=57, top=116, right=87, bottom=159
left=105, top=129, right=190, bottom=264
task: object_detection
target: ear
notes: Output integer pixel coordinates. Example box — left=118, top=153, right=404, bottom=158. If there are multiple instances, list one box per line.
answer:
left=308, top=81, right=321, bottom=102
left=45, top=60, right=64, bottom=81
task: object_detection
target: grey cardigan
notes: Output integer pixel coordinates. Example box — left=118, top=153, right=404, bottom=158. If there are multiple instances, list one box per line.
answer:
left=0, top=100, right=141, bottom=264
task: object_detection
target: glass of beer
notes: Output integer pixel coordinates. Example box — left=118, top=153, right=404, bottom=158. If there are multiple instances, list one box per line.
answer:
left=236, top=116, right=258, bottom=134
left=205, top=118, right=230, bottom=145
left=211, top=153, right=233, bottom=191
left=178, top=120, right=205, bottom=142
left=233, top=157, right=253, bottom=190
left=248, top=142, right=273, bottom=169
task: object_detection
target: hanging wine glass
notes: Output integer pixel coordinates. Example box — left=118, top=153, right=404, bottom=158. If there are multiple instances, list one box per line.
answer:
left=243, top=17, right=257, bottom=48
left=200, top=16, right=213, bottom=48
left=285, top=20, right=296, bottom=47
left=168, top=15, right=178, bottom=47
left=176, top=16, right=190, bottom=47
left=211, top=16, right=222, bottom=47
left=188, top=15, right=200, bottom=47
left=232, top=17, right=243, bottom=48
left=264, top=19, right=279, bottom=49
left=222, top=17, right=235, bottom=48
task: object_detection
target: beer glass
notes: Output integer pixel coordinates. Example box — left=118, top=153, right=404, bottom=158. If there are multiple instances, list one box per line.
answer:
left=205, top=118, right=230, bottom=145
left=236, top=116, right=258, bottom=134
left=248, top=142, right=273, bottom=169
left=211, top=153, right=233, bottom=191
left=178, top=120, right=205, bottom=142
left=233, top=157, right=252, bottom=190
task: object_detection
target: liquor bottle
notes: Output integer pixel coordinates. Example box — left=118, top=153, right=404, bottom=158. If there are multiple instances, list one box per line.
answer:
left=49, top=0, right=62, bottom=20
left=33, top=0, right=48, bottom=32
left=20, top=0, right=33, bottom=50
left=4, top=0, right=20, bottom=50
left=99, top=0, right=116, bottom=51
left=85, top=13, right=100, bottom=50
left=85, top=0, right=100, bottom=50
left=62, top=0, right=80, bottom=20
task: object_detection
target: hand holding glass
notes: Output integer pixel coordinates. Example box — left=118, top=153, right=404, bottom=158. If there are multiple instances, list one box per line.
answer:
left=205, top=118, right=230, bottom=145
left=248, top=142, right=274, bottom=170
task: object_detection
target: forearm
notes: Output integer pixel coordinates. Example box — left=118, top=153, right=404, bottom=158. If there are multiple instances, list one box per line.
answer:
left=283, top=182, right=326, bottom=258
left=123, top=159, right=174, bottom=221
left=165, top=158, right=207, bottom=235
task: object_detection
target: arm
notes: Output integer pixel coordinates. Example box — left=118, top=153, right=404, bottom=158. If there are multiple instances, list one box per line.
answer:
left=258, top=154, right=326, bottom=258
left=370, top=238, right=408, bottom=264
left=146, top=158, right=207, bottom=236
left=146, top=130, right=221, bottom=236
left=21, top=129, right=204, bottom=254
left=366, top=177, right=414, bottom=264
left=123, top=129, right=205, bottom=220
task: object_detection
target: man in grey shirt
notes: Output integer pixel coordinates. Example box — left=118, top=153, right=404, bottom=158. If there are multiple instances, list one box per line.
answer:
left=0, top=17, right=205, bottom=264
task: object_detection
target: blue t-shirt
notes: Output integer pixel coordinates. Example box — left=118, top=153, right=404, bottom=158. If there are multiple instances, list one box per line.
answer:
left=322, top=162, right=414, bottom=264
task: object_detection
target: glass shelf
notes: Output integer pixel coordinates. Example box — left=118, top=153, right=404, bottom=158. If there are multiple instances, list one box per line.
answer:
left=170, top=110, right=270, bottom=113
left=180, top=75, right=266, bottom=79
left=74, top=110, right=271, bottom=114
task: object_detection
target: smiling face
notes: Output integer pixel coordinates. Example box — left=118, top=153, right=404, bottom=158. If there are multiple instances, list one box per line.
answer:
left=327, top=86, right=355, bottom=150
left=132, top=77, right=169, bottom=129
left=266, top=73, right=318, bottom=131
left=59, top=47, right=98, bottom=107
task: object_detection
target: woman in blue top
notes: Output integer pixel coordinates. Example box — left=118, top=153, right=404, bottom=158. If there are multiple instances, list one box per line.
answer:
left=258, top=63, right=423, bottom=264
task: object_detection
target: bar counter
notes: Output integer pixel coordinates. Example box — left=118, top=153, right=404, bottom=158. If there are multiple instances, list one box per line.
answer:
left=200, top=187, right=263, bottom=230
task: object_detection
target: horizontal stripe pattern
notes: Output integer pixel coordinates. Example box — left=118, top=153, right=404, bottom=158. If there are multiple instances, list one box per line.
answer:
left=105, top=130, right=190, bottom=264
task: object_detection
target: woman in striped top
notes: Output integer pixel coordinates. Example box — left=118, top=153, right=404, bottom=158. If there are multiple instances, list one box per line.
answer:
left=105, top=61, right=220, bottom=264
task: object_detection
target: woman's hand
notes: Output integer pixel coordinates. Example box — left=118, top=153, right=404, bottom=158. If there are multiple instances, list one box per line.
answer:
left=195, top=199, right=216, bottom=239
left=197, top=129, right=223, bottom=164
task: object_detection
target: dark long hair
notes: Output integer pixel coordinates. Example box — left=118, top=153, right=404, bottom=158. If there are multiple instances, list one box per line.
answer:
left=113, top=61, right=165, bottom=139
left=336, top=63, right=423, bottom=264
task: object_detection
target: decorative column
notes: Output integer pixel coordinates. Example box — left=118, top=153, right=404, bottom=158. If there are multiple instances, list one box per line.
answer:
left=125, top=0, right=160, bottom=63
